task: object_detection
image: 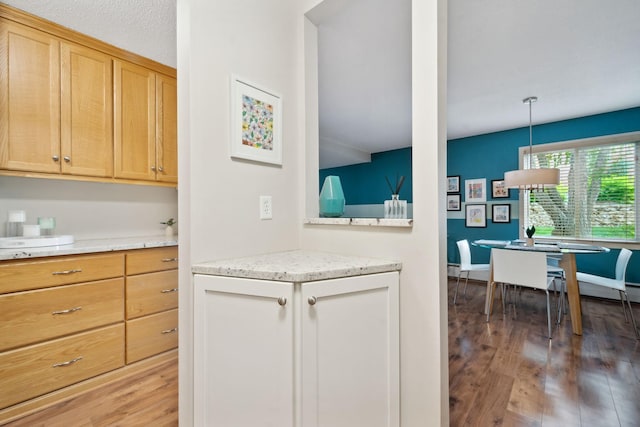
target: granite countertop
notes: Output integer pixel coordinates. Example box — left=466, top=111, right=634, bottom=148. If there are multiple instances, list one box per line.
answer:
left=192, top=250, right=402, bottom=283
left=0, top=235, right=178, bottom=261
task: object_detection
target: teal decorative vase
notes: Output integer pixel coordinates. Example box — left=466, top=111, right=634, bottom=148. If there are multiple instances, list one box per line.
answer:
left=319, top=176, right=345, bottom=217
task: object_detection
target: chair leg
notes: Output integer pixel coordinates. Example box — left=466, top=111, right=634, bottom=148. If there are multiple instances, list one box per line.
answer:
left=619, top=290, right=629, bottom=322
left=545, top=290, right=552, bottom=339
left=486, top=282, right=495, bottom=323
left=453, top=272, right=462, bottom=304
left=463, top=271, right=470, bottom=298
left=622, top=291, right=640, bottom=339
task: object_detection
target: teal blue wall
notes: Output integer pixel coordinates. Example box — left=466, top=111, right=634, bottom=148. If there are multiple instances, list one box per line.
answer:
left=448, top=106, right=640, bottom=282
left=318, top=107, right=640, bottom=282
left=320, top=147, right=412, bottom=204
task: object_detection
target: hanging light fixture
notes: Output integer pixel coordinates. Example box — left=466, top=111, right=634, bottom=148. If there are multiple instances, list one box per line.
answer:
left=504, top=96, right=560, bottom=190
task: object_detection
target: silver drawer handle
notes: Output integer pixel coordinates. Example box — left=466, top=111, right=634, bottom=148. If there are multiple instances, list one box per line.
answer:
left=53, top=356, right=83, bottom=367
left=52, top=268, right=82, bottom=275
left=161, top=327, right=178, bottom=334
left=161, top=288, right=178, bottom=293
left=277, top=297, right=287, bottom=306
left=161, top=258, right=178, bottom=262
left=308, top=296, right=317, bottom=306
left=52, top=306, right=82, bottom=315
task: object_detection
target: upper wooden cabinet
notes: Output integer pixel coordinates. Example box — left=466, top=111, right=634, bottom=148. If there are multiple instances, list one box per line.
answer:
left=61, top=42, right=113, bottom=177
left=113, top=61, right=177, bottom=184
left=0, top=4, right=177, bottom=187
left=156, top=75, right=178, bottom=183
left=0, top=21, right=60, bottom=173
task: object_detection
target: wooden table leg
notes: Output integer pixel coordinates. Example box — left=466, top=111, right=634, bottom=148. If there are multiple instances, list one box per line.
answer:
left=484, top=253, right=494, bottom=315
left=559, top=253, right=582, bottom=335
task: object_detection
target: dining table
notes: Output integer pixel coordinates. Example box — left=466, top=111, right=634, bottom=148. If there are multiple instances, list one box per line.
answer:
left=472, top=239, right=610, bottom=335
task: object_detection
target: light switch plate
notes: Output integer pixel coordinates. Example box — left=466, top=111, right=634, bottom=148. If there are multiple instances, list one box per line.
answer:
left=260, top=196, right=272, bottom=220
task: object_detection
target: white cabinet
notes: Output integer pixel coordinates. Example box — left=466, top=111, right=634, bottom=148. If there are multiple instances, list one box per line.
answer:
left=193, top=275, right=295, bottom=427
left=193, top=271, right=399, bottom=427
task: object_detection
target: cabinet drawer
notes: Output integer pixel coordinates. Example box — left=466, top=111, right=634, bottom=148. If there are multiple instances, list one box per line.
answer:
left=0, top=324, right=124, bottom=409
left=0, top=278, right=124, bottom=351
left=126, top=309, right=178, bottom=363
left=0, top=253, right=124, bottom=294
left=126, top=270, right=178, bottom=319
left=126, top=247, right=178, bottom=275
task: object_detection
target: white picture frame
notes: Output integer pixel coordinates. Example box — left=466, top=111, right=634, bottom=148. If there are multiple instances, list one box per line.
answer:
left=465, top=178, right=487, bottom=203
left=230, top=75, right=282, bottom=165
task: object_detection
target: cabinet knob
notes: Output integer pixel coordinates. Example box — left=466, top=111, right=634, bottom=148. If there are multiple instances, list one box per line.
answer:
left=151, top=166, right=157, bottom=171
left=52, top=155, right=60, bottom=162
left=158, top=166, right=164, bottom=172
left=308, top=296, right=317, bottom=306
left=63, top=156, right=71, bottom=162
left=277, top=297, right=287, bottom=306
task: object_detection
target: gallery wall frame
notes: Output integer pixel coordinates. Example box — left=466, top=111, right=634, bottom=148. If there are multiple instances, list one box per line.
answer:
left=492, top=204, right=511, bottom=223
left=447, top=194, right=461, bottom=211
left=491, top=179, right=509, bottom=198
left=465, top=178, right=486, bottom=203
left=465, top=204, right=486, bottom=228
left=447, top=175, right=460, bottom=193
left=230, top=75, right=283, bottom=165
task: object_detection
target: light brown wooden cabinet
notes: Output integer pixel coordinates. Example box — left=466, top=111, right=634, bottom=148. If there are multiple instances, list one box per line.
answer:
left=0, top=20, right=60, bottom=173
left=114, top=61, right=177, bottom=184
left=0, top=246, right=178, bottom=422
left=125, top=246, right=179, bottom=363
left=0, top=4, right=177, bottom=186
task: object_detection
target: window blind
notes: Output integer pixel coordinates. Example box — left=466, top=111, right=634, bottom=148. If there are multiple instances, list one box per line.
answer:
left=525, top=137, right=638, bottom=242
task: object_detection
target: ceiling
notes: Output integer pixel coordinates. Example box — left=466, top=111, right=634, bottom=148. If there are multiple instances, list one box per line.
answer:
left=5, top=0, right=640, bottom=169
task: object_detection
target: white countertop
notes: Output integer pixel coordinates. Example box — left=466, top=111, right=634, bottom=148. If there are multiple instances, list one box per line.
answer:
left=192, top=250, right=402, bottom=283
left=0, top=235, right=178, bottom=260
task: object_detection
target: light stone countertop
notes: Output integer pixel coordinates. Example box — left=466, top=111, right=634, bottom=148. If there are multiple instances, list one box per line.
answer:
left=0, top=235, right=178, bottom=260
left=192, top=250, right=402, bottom=283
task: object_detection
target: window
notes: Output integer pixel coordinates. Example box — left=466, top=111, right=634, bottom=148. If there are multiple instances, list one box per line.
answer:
left=522, top=131, right=640, bottom=242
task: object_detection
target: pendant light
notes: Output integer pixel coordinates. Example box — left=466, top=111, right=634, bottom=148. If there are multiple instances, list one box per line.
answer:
left=504, top=96, right=560, bottom=190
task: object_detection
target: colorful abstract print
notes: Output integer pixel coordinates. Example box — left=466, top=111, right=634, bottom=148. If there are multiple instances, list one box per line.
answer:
left=242, top=94, right=274, bottom=151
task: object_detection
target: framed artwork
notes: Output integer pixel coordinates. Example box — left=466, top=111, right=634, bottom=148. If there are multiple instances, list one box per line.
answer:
left=230, top=75, right=283, bottom=165
left=465, top=204, right=487, bottom=228
left=491, top=179, right=509, bottom=198
left=492, top=204, right=511, bottom=223
left=447, top=175, right=460, bottom=193
left=447, top=194, right=461, bottom=211
left=465, top=178, right=486, bottom=203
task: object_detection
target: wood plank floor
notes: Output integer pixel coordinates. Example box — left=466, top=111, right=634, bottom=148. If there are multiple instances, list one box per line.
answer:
left=3, top=358, right=178, bottom=427
left=449, top=278, right=640, bottom=427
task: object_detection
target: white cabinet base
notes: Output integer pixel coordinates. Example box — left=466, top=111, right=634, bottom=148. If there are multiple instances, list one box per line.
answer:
left=194, top=271, right=399, bottom=427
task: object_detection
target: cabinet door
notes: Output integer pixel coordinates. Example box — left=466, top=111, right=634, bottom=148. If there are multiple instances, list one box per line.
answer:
left=0, top=20, right=60, bottom=173
left=156, top=74, right=177, bottom=183
left=113, top=60, right=156, bottom=181
left=60, top=42, right=113, bottom=177
left=301, top=272, right=400, bottom=427
left=194, top=275, right=294, bottom=427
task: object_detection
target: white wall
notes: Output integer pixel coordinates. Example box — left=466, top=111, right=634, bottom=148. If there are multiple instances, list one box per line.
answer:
left=300, top=1, right=449, bottom=425
left=177, top=0, right=302, bottom=424
left=0, top=176, right=177, bottom=239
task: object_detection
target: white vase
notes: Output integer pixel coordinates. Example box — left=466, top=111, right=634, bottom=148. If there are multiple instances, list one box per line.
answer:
left=384, top=194, right=407, bottom=219
left=165, top=225, right=174, bottom=237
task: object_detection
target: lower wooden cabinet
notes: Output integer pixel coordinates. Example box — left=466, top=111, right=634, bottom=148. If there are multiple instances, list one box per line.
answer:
left=126, top=309, right=178, bottom=363
left=0, top=324, right=124, bottom=409
left=193, top=271, right=399, bottom=427
left=0, top=246, right=178, bottom=422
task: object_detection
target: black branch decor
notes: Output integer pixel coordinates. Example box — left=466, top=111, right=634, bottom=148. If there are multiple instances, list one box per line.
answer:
left=385, top=174, right=406, bottom=195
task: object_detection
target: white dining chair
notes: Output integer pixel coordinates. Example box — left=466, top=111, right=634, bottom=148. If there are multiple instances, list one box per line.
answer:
left=576, top=248, right=638, bottom=339
left=487, top=248, right=557, bottom=339
left=454, top=239, right=490, bottom=304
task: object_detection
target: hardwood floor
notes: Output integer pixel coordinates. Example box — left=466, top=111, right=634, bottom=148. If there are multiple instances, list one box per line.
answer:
left=448, top=278, right=640, bottom=426
left=2, top=358, right=178, bottom=427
